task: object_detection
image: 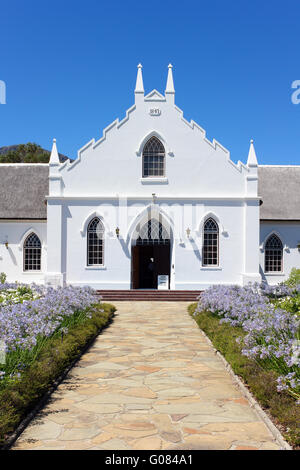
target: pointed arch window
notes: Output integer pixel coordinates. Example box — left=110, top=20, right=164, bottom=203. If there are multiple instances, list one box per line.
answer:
left=24, top=233, right=41, bottom=271
left=202, top=218, right=219, bottom=266
left=87, top=218, right=104, bottom=266
left=136, top=219, right=170, bottom=245
left=142, top=136, right=165, bottom=177
left=265, top=234, right=283, bottom=273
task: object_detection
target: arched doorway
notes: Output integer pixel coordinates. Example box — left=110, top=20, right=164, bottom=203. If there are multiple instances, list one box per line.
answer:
left=131, top=218, right=171, bottom=289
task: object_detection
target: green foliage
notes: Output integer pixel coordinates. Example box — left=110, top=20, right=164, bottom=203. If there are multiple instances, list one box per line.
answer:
left=274, top=294, right=300, bottom=316
left=189, top=303, right=300, bottom=448
left=278, top=268, right=300, bottom=316
left=0, top=285, right=38, bottom=306
left=0, top=273, right=6, bottom=284
left=0, top=303, right=115, bottom=448
left=0, top=143, right=50, bottom=163
left=285, top=268, right=300, bottom=288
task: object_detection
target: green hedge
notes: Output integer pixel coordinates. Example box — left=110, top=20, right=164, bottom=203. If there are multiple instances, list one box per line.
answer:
left=0, top=302, right=115, bottom=448
left=189, top=303, right=300, bottom=449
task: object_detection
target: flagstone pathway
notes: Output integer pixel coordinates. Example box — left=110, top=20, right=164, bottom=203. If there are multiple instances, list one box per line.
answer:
left=13, top=301, right=282, bottom=450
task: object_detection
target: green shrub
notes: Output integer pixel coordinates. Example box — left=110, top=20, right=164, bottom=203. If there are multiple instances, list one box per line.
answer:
left=285, top=267, right=300, bottom=288
left=0, top=272, right=6, bottom=284
left=274, top=294, right=300, bottom=316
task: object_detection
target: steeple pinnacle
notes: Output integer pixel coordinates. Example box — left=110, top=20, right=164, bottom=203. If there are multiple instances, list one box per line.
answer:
left=165, top=63, right=175, bottom=94
left=135, top=63, right=144, bottom=94
left=49, top=138, right=60, bottom=166
left=247, top=139, right=258, bottom=167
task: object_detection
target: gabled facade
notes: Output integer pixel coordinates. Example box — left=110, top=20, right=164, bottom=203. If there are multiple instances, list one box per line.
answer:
left=1, top=65, right=300, bottom=288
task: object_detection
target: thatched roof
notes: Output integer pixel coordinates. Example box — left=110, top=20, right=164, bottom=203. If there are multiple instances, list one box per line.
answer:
left=258, top=166, right=300, bottom=220
left=0, top=164, right=48, bottom=219
left=0, top=164, right=299, bottom=221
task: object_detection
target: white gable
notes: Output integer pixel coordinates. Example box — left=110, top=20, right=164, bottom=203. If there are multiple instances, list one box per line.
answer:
left=54, top=69, right=252, bottom=198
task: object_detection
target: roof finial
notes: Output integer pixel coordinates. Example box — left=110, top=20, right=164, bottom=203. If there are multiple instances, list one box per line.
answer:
left=247, top=138, right=258, bottom=167
left=165, top=63, right=175, bottom=94
left=49, top=138, right=60, bottom=166
left=135, top=63, right=144, bottom=94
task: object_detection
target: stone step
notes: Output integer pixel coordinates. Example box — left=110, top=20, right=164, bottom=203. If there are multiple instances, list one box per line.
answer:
left=96, top=289, right=202, bottom=301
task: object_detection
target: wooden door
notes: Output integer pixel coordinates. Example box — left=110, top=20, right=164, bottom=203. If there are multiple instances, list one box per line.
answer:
left=154, top=245, right=171, bottom=288
left=131, top=246, right=140, bottom=289
left=139, top=246, right=155, bottom=288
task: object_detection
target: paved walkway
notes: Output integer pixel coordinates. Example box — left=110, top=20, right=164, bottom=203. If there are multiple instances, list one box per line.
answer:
left=13, top=302, right=281, bottom=450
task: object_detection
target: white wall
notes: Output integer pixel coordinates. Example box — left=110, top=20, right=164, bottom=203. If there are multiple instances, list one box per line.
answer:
left=59, top=199, right=257, bottom=290
left=0, top=221, right=47, bottom=283
left=45, top=84, right=261, bottom=289
left=260, top=221, right=300, bottom=284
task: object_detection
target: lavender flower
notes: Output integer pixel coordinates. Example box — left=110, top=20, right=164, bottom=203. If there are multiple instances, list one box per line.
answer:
left=196, top=283, right=300, bottom=401
left=0, top=284, right=98, bottom=385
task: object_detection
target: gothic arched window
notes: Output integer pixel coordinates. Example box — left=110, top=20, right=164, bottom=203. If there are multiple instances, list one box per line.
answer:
left=202, top=218, right=219, bottom=266
left=265, top=234, right=283, bottom=272
left=87, top=218, right=104, bottom=266
left=142, top=136, right=165, bottom=177
left=24, top=233, right=41, bottom=271
left=136, top=219, right=170, bottom=245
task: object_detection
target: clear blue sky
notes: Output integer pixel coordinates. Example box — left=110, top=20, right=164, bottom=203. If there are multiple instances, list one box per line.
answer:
left=1, top=0, right=300, bottom=165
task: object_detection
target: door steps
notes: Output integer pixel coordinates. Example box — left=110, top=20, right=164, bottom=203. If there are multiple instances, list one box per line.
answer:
left=96, top=290, right=202, bottom=301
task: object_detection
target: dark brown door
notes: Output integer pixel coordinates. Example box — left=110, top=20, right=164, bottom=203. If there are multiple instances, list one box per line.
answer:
left=131, top=246, right=140, bottom=289
left=139, top=246, right=155, bottom=288
left=132, top=244, right=171, bottom=289
left=154, top=245, right=171, bottom=288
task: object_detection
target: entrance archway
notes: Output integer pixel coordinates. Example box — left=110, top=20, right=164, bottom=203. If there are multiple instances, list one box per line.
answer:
left=131, top=218, right=171, bottom=289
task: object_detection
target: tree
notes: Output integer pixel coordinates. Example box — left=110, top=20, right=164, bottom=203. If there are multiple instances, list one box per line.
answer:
left=0, top=143, right=51, bottom=163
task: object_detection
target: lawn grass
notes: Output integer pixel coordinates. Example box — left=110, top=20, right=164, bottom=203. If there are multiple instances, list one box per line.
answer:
left=0, top=302, right=115, bottom=448
left=189, top=303, right=300, bottom=449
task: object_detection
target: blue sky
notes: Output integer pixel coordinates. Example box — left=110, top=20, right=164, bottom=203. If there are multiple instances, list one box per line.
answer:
left=1, top=0, right=300, bottom=165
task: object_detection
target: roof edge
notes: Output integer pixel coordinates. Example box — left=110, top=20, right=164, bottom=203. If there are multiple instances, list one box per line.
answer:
left=0, top=163, right=49, bottom=167
left=259, top=165, right=300, bottom=168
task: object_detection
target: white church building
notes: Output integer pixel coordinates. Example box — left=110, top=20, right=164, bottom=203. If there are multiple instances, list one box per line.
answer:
left=0, top=64, right=300, bottom=290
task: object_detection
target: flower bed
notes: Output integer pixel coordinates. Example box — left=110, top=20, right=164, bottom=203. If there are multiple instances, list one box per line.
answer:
left=0, top=284, right=98, bottom=388
left=196, top=283, right=300, bottom=401
left=0, top=283, right=115, bottom=446
left=189, top=302, right=300, bottom=448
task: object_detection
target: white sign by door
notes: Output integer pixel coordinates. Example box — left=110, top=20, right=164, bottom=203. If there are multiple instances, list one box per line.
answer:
left=157, top=275, right=169, bottom=290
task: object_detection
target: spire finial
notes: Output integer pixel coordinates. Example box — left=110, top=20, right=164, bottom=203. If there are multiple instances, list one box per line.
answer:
left=165, top=63, right=175, bottom=94
left=135, top=63, right=144, bottom=94
left=247, top=139, right=258, bottom=167
left=49, top=138, right=60, bottom=166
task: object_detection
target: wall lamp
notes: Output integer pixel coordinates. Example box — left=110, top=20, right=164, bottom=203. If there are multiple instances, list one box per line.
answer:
left=115, top=227, right=120, bottom=238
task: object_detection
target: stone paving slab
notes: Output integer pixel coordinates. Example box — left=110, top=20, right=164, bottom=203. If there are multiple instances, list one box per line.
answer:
left=12, top=301, right=282, bottom=450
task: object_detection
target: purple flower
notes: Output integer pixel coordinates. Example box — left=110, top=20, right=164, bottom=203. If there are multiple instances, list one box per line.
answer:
left=197, top=282, right=300, bottom=401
